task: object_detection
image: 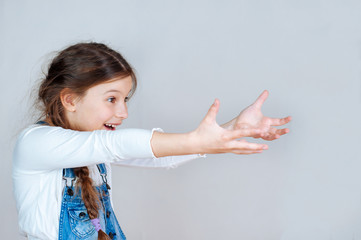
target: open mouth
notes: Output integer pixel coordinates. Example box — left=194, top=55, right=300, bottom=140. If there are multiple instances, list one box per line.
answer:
left=104, top=123, right=117, bottom=131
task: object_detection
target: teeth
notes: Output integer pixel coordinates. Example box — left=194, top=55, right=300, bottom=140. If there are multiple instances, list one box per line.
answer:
left=105, top=124, right=116, bottom=128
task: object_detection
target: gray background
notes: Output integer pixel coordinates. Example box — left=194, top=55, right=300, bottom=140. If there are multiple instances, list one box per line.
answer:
left=1, top=0, right=361, bottom=239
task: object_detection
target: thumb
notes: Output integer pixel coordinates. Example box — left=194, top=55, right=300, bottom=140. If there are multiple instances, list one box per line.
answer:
left=203, top=98, right=220, bottom=123
left=253, top=90, right=269, bottom=109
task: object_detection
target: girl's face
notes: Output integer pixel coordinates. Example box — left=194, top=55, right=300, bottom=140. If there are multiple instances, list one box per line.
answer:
left=67, top=76, right=133, bottom=131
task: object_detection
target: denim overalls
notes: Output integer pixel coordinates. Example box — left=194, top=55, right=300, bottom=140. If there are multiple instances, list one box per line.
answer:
left=58, top=164, right=126, bottom=240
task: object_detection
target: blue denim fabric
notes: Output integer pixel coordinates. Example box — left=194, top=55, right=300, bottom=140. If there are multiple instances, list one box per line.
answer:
left=58, top=164, right=126, bottom=240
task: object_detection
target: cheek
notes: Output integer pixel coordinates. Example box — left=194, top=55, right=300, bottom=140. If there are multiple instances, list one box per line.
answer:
left=78, top=104, right=106, bottom=122
left=76, top=101, right=115, bottom=127
left=95, top=106, right=114, bottom=120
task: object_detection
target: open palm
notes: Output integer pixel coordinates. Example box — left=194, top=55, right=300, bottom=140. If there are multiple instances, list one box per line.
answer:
left=222, top=90, right=291, bottom=141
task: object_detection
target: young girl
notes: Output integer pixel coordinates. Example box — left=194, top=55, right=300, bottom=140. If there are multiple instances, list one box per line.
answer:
left=12, top=42, right=291, bottom=240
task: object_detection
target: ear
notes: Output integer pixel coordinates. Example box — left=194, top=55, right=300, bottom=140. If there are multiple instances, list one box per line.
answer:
left=60, top=88, right=78, bottom=112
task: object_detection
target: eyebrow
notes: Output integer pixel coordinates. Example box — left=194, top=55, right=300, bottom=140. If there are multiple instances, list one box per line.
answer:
left=104, top=89, right=132, bottom=96
left=104, top=90, right=121, bottom=94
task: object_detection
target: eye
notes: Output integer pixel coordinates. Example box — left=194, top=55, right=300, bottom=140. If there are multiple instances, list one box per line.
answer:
left=107, top=97, right=116, bottom=103
left=124, top=97, right=129, bottom=103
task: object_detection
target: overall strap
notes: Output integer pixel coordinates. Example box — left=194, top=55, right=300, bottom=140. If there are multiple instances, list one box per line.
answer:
left=97, top=163, right=107, bottom=175
left=63, top=168, right=76, bottom=196
left=97, top=164, right=111, bottom=190
left=63, top=168, right=76, bottom=178
left=36, top=121, right=49, bottom=125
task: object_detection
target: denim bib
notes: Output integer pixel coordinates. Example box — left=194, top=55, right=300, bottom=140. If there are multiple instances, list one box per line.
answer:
left=58, top=164, right=126, bottom=240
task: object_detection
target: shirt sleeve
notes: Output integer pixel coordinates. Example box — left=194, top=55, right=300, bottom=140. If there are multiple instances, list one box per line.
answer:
left=13, top=125, right=156, bottom=171
left=110, top=128, right=206, bottom=169
left=111, top=154, right=206, bottom=169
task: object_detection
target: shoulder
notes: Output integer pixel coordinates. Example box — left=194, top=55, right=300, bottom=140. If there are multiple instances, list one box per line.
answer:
left=15, top=124, right=46, bottom=146
left=13, top=125, right=71, bottom=161
left=16, top=124, right=94, bottom=143
left=18, top=124, right=66, bottom=138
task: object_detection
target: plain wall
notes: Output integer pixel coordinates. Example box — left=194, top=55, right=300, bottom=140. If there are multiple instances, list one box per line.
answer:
left=1, top=0, right=361, bottom=239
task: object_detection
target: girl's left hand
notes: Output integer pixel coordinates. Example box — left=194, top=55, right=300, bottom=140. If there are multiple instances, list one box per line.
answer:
left=222, top=90, right=292, bottom=141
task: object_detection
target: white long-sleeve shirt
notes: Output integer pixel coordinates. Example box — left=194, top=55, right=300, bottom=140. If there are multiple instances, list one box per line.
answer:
left=12, top=124, right=204, bottom=240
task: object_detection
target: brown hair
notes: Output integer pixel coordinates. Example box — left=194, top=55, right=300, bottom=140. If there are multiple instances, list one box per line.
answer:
left=38, top=42, right=137, bottom=239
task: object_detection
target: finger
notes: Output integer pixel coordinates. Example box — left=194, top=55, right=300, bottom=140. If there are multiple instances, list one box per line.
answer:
left=253, top=90, right=269, bottom=109
left=260, top=128, right=278, bottom=141
left=275, top=128, right=289, bottom=136
left=232, top=150, right=264, bottom=155
left=269, top=127, right=289, bottom=137
left=269, top=116, right=292, bottom=126
left=203, top=98, right=220, bottom=123
left=261, top=127, right=290, bottom=141
left=262, top=135, right=277, bottom=141
left=267, top=128, right=279, bottom=139
left=228, top=140, right=268, bottom=151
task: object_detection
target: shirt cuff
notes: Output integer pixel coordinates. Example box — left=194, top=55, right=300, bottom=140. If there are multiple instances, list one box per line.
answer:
left=150, top=128, right=164, bottom=158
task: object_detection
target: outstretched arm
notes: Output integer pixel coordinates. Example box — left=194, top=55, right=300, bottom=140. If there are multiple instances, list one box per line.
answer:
left=221, top=90, right=292, bottom=141
left=151, top=98, right=270, bottom=158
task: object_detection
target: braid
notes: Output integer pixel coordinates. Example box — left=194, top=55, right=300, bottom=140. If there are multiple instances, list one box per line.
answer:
left=73, top=167, right=99, bottom=218
left=73, top=167, right=111, bottom=240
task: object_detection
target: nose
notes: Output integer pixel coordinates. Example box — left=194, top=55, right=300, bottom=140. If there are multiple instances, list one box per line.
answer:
left=115, top=102, right=128, bottom=119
